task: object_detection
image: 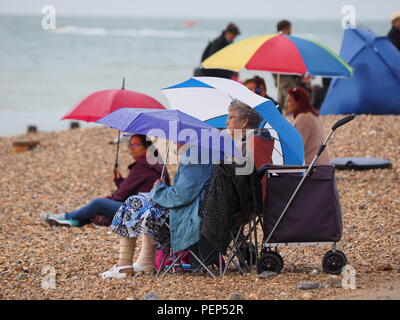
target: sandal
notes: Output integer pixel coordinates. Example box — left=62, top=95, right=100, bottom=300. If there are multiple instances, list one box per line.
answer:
left=100, top=264, right=133, bottom=279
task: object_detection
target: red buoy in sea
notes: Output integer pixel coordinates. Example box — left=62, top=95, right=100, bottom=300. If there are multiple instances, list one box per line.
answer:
left=184, top=20, right=196, bottom=27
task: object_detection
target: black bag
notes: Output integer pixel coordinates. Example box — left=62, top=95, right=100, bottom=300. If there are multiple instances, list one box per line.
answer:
left=263, top=165, right=343, bottom=243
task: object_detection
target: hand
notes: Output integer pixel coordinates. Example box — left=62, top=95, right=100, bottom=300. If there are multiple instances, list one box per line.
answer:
left=113, top=168, right=122, bottom=180
left=152, top=179, right=164, bottom=189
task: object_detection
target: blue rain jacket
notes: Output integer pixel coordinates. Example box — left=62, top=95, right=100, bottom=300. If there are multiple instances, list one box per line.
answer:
left=150, top=152, right=213, bottom=253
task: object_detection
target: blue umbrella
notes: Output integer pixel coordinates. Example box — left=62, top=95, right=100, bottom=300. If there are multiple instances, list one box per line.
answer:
left=96, top=108, right=242, bottom=162
left=205, top=102, right=304, bottom=165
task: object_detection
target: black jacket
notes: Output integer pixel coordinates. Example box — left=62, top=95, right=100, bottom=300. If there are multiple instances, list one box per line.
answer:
left=199, top=164, right=263, bottom=254
left=197, top=33, right=235, bottom=79
left=201, top=33, right=231, bottom=61
left=388, top=26, right=400, bottom=51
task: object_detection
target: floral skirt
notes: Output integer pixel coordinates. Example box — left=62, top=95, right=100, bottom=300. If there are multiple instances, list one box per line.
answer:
left=110, top=194, right=170, bottom=248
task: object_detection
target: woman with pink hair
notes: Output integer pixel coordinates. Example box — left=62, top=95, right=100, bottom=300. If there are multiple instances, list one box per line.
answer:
left=285, top=87, right=330, bottom=165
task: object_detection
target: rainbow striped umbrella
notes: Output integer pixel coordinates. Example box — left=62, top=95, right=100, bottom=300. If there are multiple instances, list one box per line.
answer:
left=202, top=33, right=353, bottom=77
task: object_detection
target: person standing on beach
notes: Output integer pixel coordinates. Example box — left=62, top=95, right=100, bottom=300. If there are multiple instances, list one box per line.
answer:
left=41, top=135, right=169, bottom=227
left=388, top=11, right=400, bottom=51
left=194, top=23, right=241, bottom=79
left=273, top=20, right=301, bottom=113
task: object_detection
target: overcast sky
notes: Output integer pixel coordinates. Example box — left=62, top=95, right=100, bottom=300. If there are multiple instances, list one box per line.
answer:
left=0, top=0, right=398, bottom=20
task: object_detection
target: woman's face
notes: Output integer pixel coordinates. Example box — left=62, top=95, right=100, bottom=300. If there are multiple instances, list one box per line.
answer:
left=226, top=110, right=249, bottom=136
left=128, top=136, right=147, bottom=160
left=285, top=94, right=299, bottom=115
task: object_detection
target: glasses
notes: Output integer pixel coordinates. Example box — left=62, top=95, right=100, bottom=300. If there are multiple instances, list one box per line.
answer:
left=129, top=143, right=143, bottom=148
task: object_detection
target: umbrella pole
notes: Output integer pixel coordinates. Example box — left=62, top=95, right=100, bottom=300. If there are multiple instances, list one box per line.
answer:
left=160, top=141, right=170, bottom=179
left=115, top=130, right=120, bottom=169
left=277, top=73, right=281, bottom=111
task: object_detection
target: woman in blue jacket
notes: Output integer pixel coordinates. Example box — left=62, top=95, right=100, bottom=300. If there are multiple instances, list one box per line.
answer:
left=100, top=144, right=213, bottom=278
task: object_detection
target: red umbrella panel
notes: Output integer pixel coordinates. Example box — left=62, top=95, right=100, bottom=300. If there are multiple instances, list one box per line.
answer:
left=62, top=89, right=165, bottom=122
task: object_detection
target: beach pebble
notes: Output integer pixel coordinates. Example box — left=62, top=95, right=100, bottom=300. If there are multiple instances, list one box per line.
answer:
left=297, top=282, right=323, bottom=290
left=292, top=268, right=307, bottom=274
left=228, top=292, right=246, bottom=300
left=377, top=264, right=393, bottom=272
left=311, top=269, right=320, bottom=275
left=326, top=276, right=342, bottom=289
left=143, top=293, right=160, bottom=300
left=302, top=292, right=313, bottom=300
left=259, top=271, right=278, bottom=279
left=14, top=274, right=28, bottom=281
left=376, top=296, right=391, bottom=300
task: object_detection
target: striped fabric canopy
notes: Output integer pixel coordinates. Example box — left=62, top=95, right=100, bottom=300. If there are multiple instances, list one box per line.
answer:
left=202, top=33, right=353, bottom=77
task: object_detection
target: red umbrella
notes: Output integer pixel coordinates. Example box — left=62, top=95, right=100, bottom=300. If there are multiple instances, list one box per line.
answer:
left=62, top=79, right=166, bottom=168
left=62, top=81, right=165, bottom=122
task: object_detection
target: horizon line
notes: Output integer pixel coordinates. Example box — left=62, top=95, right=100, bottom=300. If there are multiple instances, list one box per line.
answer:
left=0, top=12, right=389, bottom=22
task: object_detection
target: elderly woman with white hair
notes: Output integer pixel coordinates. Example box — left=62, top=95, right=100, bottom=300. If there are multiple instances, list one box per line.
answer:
left=225, top=98, right=264, bottom=156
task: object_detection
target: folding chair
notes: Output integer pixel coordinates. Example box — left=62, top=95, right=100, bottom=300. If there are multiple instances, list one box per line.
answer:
left=220, top=130, right=274, bottom=276
left=156, top=130, right=275, bottom=278
left=155, top=223, right=220, bottom=278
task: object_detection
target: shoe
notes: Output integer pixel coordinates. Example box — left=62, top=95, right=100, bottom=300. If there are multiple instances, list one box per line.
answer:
left=41, top=213, right=64, bottom=221
left=41, top=213, right=80, bottom=227
left=133, top=262, right=155, bottom=273
left=100, top=264, right=133, bottom=279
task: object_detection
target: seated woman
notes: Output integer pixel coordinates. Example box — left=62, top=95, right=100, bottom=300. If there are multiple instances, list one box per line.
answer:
left=285, top=87, right=331, bottom=165
left=199, top=99, right=264, bottom=255
left=41, top=134, right=168, bottom=227
left=100, top=144, right=213, bottom=278
left=225, top=98, right=264, bottom=164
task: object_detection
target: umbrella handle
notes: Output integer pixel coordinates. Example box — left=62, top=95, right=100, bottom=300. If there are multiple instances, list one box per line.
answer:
left=160, top=141, right=170, bottom=179
left=114, top=130, right=120, bottom=169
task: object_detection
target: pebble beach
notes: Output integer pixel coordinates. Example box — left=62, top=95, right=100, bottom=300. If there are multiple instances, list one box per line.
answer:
left=0, top=114, right=399, bottom=300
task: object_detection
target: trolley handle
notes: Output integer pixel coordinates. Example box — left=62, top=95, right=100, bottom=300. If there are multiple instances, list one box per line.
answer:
left=331, top=114, right=356, bottom=131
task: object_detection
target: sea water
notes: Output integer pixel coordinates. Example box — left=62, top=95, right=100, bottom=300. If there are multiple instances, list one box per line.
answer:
left=0, top=15, right=389, bottom=136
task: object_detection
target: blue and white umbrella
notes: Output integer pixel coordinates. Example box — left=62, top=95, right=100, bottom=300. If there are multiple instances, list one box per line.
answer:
left=162, top=77, right=304, bottom=165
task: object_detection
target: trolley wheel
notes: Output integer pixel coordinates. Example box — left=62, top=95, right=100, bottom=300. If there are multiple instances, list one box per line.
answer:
left=257, top=252, right=283, bottom=274
left=261, top=248, right=284, bottom=266
left=239, top=242, right=257, bottom=267
left=322, top=250, right=347, bottom=275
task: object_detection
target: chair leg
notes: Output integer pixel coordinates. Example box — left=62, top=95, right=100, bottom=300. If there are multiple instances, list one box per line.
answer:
left=192, top=248, right=217, bottom=273
left=188, top=248, right=216, bottom=279
left=223, top=230, right=248, bottom=276
left=161, top=252, right=184, bottom=277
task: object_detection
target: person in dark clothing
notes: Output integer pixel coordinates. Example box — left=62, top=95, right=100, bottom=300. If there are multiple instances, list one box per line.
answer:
left=244, top=76, right=279, bottom=106
left=194, top=23, right=241, bottom=79
left=276, top=20, right=292, bottom=35
left=312, top=77, right=331, bottom=110
left=273, top=19, right=301, bottom=113
left=41, top=134, right=169, bottom=227
left=388, top=12, right=400, bottom=51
